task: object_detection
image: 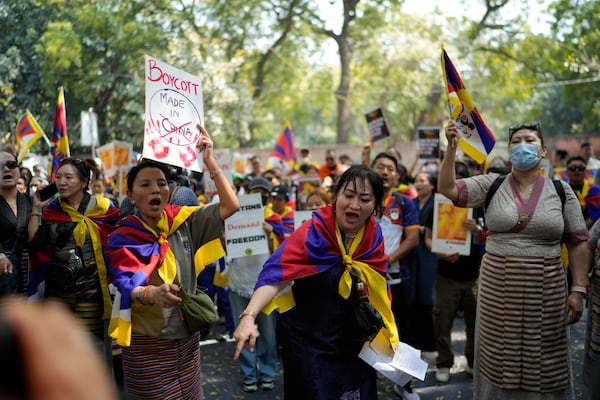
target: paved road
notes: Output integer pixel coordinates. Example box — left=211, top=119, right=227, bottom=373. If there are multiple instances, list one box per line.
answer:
left=200, top=309, right=588, bottom=399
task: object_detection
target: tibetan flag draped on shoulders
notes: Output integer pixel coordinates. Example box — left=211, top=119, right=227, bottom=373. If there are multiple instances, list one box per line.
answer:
left=441, top=46, right=495, bottom=164
left=264, top=207, right=286, bottom=249
left=16, top=110, right=45, bottom=163
left=106, top=204, right=225, bottom=346
left=50, top=87, right=70, bottom=181
left=28, top=195, right=120, bottom=317
left=256, top=205, right=399, bottom=351
left=267, top=120, right=296, bottom=176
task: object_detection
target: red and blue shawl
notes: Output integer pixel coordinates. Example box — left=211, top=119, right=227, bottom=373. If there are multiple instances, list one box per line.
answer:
left=268, top=204, right=295, bottom=236
left=28, top=195, right=120, bottom=318
left=106, top=204, right=224, bottom=346
left=257, top=205, right=400, bottom=350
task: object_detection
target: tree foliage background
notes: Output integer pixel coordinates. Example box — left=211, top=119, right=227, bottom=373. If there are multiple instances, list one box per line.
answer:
left=1, top=0, right=598, bottom=156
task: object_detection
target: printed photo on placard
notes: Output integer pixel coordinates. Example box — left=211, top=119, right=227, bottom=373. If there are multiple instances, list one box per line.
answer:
left=365, top=106, right=390, bottom=142
left=417, top=126, right=441, bottom=162
left=431, top=193, right=472, bottom=256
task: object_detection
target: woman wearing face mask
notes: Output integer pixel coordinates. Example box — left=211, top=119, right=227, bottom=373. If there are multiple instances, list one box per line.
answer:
left=438, top=120, right=589, bottom=399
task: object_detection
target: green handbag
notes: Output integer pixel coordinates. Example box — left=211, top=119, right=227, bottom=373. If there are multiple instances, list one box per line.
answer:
left=178, top=287, right=218, bottom=333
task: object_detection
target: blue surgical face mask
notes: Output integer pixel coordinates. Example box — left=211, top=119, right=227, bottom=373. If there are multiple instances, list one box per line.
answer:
left=509, top=143, right=540, bottom=171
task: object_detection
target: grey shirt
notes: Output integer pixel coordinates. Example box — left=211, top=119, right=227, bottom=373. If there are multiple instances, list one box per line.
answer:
left=455, top=173, right=587, bottom=258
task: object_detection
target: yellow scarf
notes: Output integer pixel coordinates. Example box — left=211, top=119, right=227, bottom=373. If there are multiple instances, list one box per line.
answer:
left=60, top=195, right=114, bottom=319
left=335, top=224, right=400, bottom=350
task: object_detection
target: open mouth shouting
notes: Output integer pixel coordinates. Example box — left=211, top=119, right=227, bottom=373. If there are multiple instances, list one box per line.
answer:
left=1, top=172, right=16, bottom=186
left=2, top=172, right=14, bottom=181
left=149, top=197, right=163, bottom=210
left=344, top=210, right=360, bottom=226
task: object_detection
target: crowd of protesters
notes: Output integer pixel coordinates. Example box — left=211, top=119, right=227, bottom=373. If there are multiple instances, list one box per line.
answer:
left=0, top=121, right=598, bottom=400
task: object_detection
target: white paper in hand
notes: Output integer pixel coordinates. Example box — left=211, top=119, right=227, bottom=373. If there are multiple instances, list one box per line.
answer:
left=358, top=336, right=427, bottom=386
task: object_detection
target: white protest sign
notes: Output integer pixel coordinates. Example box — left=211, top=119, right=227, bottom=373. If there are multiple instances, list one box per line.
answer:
left=143, top=56, right=204, bottom=172
left=204, top=149, right=233, bottom=194
left=431, top=193, right=472, bottom=256
left=294, top=210, right=313, bottom=230
left=225, top=193, right=269, bottom=258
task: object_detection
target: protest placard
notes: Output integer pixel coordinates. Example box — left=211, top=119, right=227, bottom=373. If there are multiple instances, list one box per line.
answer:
left=224, top=193, right=269, bottom=259
left=294, top=210, right=313, bottom=230
left=365, top=106, right=390, bottom=142
left=114, top=141, right=133, bottom=169
left=417, top=126, right=441, bottom=162
left=96, top=143, right=115, bottom=176
left=143, top=56, right=204, bottom=172
left=204, top=149, right=233, bottom=194
left=431, top=193, right=472, bottom=256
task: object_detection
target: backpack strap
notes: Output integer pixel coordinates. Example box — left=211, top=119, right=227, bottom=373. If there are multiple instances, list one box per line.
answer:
left=484, top=175, right=506, bottom=211
left=552, top=179, right=566, bottom=209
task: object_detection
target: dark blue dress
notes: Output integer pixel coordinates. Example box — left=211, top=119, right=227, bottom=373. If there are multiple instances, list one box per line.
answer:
left=277, top=264, right=377, bottom=399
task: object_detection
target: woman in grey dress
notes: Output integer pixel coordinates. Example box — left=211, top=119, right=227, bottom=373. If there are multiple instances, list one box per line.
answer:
left=438, top=119, right=589, bottom=399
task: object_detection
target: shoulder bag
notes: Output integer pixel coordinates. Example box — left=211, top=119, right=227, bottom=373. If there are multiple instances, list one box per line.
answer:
left=350, top=274, right=384, bottom=342
left=178, top=285, right=218, bottom=333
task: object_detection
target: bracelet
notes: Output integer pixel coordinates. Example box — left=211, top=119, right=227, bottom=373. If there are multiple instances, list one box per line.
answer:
left=571, top=285, right=587, bottom=299
left=136, top=288, right=145, bottom=305
left=209, top=169, right=222, bottom=180
left=141, top=286, right=153, bottom=305
left=239, top=310, right=256, bottom=321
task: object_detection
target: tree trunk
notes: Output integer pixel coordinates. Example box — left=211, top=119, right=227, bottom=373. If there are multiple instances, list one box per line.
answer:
left=331, top=0, right=358, bottom=144
left=336, top=37, right=351, bottom=144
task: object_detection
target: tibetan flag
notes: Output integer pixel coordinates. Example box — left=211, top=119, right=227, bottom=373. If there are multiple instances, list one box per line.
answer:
left=16, top=110, right=45, bottom=163
left=50, top=87, right=70, bottom=181
left=255, top=205, right=400, bottom=351
left=106, top=204, right=225, bottom=346
left=441, top=46, right=495, bottom=164
left=268, top=120, right=296, bottom=176
left=28, top=195, right=120, bottom=318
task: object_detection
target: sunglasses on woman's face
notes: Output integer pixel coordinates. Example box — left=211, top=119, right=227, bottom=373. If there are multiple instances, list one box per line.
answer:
left=567, top=165, right=586, bottom=172
left=0, top=160, right=19, bottom=170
